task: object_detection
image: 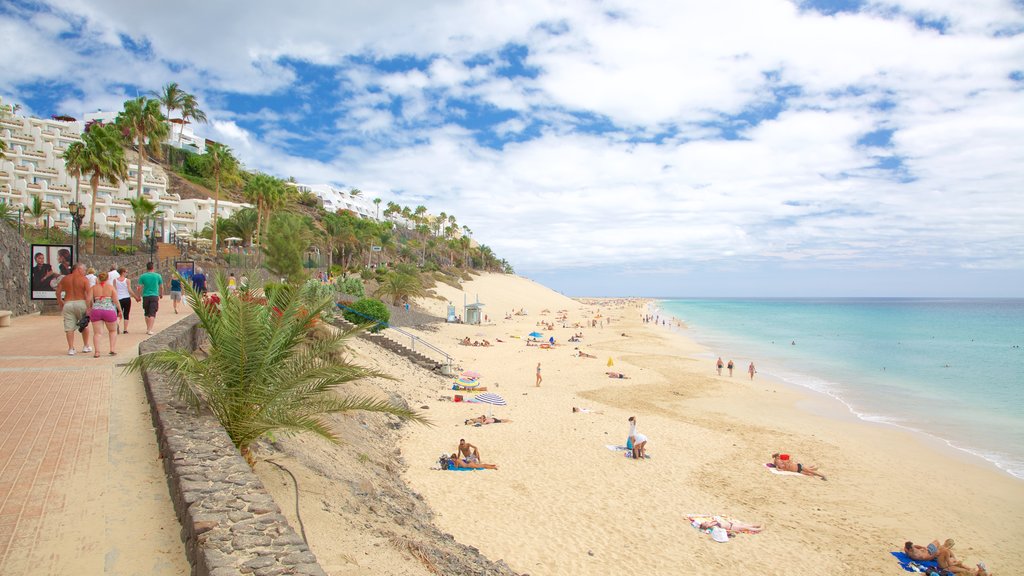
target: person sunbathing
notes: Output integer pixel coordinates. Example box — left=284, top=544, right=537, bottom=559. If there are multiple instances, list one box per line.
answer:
left=934, top=543, right=991, bottom=575
left=449, top=453, right=498, bottom=470
left=771, top=453, right=827, bottom=480
left=465, top=415, right=509, bottom=425
left=460, top=337, right=471, bottom=345
left=698, top=517, right=763, bottom=534
left=606, top=371, right=630, bottom=379
left=904, top=539, right=955, bottom=562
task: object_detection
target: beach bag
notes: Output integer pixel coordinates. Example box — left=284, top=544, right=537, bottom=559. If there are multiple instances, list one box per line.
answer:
left=76, top=314, right=90, bottom=333
left=439, top=455, right=453, bottom=470
left=626, top=436, right=634, bottom=450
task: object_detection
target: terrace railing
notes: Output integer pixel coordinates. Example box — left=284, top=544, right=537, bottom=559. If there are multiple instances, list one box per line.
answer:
left=335, top=302, right=453, bottom=372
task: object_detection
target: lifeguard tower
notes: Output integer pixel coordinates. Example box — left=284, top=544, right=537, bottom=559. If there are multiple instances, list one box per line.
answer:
left=463, top=295, right=485, bottom=325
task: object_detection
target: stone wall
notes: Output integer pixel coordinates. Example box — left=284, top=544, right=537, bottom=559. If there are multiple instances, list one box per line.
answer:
left=0, top=222, right=38, bottom=316
left=139, top=316, right=328, bottom=576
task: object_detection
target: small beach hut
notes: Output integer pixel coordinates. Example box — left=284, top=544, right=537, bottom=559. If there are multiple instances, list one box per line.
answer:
left=465, top=302, right=485, bottom=325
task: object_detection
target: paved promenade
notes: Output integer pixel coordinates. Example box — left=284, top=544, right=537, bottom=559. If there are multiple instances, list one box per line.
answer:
left=0, top=307, right=190, bottom=575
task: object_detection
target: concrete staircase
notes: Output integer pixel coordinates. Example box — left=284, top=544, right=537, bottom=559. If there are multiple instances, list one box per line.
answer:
left=330, top=316, right=450, bottom=374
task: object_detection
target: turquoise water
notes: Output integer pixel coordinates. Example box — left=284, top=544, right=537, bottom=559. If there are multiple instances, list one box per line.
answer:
left=656, top=299, right=1024, bottom=480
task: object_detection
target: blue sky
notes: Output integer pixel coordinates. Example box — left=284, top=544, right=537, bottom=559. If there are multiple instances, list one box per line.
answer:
left=2, top=0, right=1022, bottom=296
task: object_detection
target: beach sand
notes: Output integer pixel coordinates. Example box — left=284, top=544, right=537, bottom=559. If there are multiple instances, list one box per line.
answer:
left=260, top=273, right=1024, bottom=575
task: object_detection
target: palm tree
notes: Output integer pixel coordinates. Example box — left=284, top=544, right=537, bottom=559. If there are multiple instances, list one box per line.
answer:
left=63, top=122, right=128, bottom=233
left=206, top=143, right=241, bottom=251
left=152, top=82, right=185, bottom=142
left=116, top=96, right=167, bottom=199
left=0, top=139, right=7, bottom=160
left=129, top=196, right=160, bottom=246
left=229, top=207, right=259, bottom=246
left=179, top=93, right=208, bottom=145
left=27, top=195, right=47, bottom=228
left=349, top=188, right=362, bottom=199
left=373, top=197, right=381, bottom=220
left=244, top=173, right=275, bottom=246
left=374, top=272, right=427, bottom=305
left=127, top=274, right=428, bottom=465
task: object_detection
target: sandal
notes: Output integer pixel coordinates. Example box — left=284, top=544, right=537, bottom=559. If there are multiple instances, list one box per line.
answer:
left=93, top=353, right=100, bottom=358
left=109, top=351, right=117, bottom=356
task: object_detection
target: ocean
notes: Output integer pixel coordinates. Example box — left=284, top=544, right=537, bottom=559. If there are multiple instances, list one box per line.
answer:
left=655, top=298, right=1024, bottom=480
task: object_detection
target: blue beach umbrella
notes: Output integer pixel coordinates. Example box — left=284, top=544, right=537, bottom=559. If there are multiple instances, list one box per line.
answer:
left=528, top=331, right=543, bottom=338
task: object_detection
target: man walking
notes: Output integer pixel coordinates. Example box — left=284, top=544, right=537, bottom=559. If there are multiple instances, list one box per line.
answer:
left=137, top=262, right=164, bottom=336
left=56, top=263, right=92, bottom=355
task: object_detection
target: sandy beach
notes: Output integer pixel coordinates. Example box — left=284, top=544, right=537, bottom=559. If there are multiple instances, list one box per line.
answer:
left=260, top=273, right=1024, bottom=575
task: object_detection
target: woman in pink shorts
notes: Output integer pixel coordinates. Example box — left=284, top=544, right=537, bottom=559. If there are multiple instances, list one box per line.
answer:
left=87, top=271, right=123, bottom=357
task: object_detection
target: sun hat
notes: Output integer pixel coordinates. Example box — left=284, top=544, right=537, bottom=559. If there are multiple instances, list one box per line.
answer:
left=710, top=527, right=729, bottom=543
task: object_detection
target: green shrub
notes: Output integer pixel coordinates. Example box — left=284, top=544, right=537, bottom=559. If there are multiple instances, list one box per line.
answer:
left=183, top=152, right=211, bottom=178
left=113, top=245, right=137, bottom=255
left=359, top=269, right=374, bottom=280
left=336, top=276, right=365, bottom=298
left=344, top=298, right=390, bottom=333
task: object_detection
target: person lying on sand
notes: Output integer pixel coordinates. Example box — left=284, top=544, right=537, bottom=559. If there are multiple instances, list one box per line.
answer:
left=576, top=350, right=596, bottom=358
left=460, top=337, right=471, bottom=345
left=697, top=517, right=763, bottom=534
left=905, top=539, right=955, bottom=562
left=458, top=439, right=480, bottom=463
left=932, top=542, right=992, bottom=576
left=465, top=415, right=509, bottom=425
left=572, top=406, right=603, bottom=414
left=771, top=453, right=827, bottom=480
left=606, top=371, right=630, bottom=379
left=448, top=453, right=498, bottom=470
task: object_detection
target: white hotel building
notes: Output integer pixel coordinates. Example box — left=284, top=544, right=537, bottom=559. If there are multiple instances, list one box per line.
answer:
left=0, top=105, right=248, bottom=241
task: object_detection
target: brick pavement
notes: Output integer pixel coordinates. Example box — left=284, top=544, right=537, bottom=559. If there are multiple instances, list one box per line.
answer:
left=0, top=306, right=190, bottom=575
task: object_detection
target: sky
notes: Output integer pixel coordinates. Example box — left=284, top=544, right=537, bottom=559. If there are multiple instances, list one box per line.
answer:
left=1, top=0, right=1022, bottom=297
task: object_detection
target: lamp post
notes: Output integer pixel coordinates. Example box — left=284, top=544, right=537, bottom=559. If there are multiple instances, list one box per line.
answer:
left=148, top=215, right=156, bottom=261
left=67, top=201, right=86, bottom=263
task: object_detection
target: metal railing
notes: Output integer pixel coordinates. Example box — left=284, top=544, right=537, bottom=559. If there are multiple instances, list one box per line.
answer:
left=335, top=302, right=452, bottom=371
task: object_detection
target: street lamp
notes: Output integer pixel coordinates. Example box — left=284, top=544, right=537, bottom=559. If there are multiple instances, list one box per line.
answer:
left=67, top=201, right=86, bottom=263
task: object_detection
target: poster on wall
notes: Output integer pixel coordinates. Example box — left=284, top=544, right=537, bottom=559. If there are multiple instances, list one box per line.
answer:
left=30, top=244, right=74, bottom=300
left=174, top=260, right=195, bottom=281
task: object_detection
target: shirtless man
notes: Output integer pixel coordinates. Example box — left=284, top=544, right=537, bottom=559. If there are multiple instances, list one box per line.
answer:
left=771, top=452, right=827, bottom=480
left=904, top=539, right=955, bottom=562
left=457, top=439, right=480, bottom=463
left=936, top=544, right=991, bottom=575
left=56, top=263, right=92, bottom=355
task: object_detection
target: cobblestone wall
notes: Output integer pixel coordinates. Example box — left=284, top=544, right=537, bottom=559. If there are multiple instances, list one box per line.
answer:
left=0, top=223, right=38, bottom=316
left=139, top=316, right=328, bottom=576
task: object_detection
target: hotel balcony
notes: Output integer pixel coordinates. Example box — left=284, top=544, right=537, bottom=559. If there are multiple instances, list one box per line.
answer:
left=111, top=198, right=131, bottom=206
left=172, top=211, right=195, bottom=220
left=35, top=166, right=58, bottom=176
left=23, top=149, right=46, bottom=159
left=9, top=133, right=33, bottom=145
left=0, top=118, right=21, bottom=129
left=106, top=215, right=122, bottom=223
left=13, top=165, right=31, bottom=174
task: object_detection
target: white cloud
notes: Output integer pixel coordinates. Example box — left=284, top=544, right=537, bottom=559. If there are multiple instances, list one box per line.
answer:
left=4, top=0, right=1022, bottom=291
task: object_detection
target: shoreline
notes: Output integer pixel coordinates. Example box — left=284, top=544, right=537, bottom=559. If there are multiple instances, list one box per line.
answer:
left=254, top=273, right=1024, bottom=575
left=649, top=298, right=1024, bottom=482
left=397, top=274, right=1023, bottom=575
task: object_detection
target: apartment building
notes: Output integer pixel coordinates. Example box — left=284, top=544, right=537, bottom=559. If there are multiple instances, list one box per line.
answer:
left=0, top=105, right=247, bottom=241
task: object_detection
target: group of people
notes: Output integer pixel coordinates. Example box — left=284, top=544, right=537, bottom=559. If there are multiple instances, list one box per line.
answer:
left=444, top=439, right=498, bottom=469
left=716, top=357, right=757, bottom=380
left=56, top=261, right=165, bottom=356
left=459, top=337, right=492, bottom=347
left=904, top=539, right=991, bottom=575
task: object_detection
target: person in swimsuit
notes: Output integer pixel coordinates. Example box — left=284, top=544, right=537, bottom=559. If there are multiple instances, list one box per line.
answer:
left=716, top=357, right=724, bottom=375
left=606, top=371, right=630, bottom=379
left=465, top=415, right=509, bottom=425
left=904, top=539, right=955, bottom=562
left=457, top=439, right=480, bottom=463
left=748, top=362, right=756, bottom=380
left=771, top=453, right=827, bottom=480
left=628, top=416, right=648, bottom=459
left=698, top=517, right=763, bottom=534
left=448, top=453, right=498, bottom=470
left=727, top=360, right=734, bottom=376
left=536, top=362, right=542, bottom=387
left=87, top=271, right=123, bottom=357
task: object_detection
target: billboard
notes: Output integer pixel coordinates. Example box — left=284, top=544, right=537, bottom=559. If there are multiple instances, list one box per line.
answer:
left=30, top=244, right=74, bottom=300
left=174, top=260, right=195, bottom=281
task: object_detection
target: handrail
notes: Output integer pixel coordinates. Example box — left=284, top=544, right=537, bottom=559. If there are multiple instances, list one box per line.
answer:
left=335, top=302, right=452, bottom=370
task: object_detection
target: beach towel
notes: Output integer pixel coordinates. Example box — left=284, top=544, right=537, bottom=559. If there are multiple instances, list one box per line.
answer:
left=685, top=514, right=760, bottom=542
left=765, top=462, right=805, bottom=476
left=449, top=467, right=485, bottom=472
left=605, top=444, right=651, bottom=458
left=890, top=551, right=941, bottom=573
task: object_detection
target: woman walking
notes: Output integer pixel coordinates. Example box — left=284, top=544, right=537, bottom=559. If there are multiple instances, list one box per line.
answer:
left=113, top=267, right=139, bottom=334
left=87, top=271, right=123, bottom=356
